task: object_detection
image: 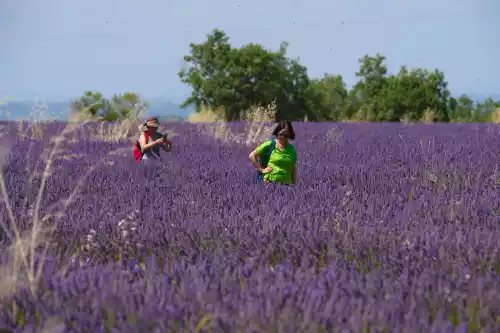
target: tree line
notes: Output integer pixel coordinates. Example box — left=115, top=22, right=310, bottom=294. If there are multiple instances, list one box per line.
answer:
left=178, top=29, right=499, bottom=123
left=72, top=29, right=499, bottom=123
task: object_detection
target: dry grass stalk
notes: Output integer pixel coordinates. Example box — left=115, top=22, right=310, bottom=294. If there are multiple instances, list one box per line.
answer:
left=0, top=123, right=75, bottom=297
left=243, top=102, right=277, bottom=146
left=0, top=229, right=52, bottom=299
left=96, top=117, right=142, bottom=142
left=0, top=97, right=13, bottom=123
left=326, top=126, right=344, bottom=143
left=186, top=106, right=224, bottom=123
left=1, top=99, right=128, bottom=301
left=68, top=106, right=147, bottom=143
left=0, top=115, right=103, bottom=299
left=341, top=119, right=369, bottom=123
left=491, top=107, right=500, bottom=124
left=14, top=97, right=63, bottom=141
left=399, top=113, right=412, bottom=125
left=190, top=102, right=277, bottom=147
left=421, top=108, right=436, bottom=124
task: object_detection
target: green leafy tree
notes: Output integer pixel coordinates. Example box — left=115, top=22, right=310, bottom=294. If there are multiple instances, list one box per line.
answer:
left=178, top=29, right=233, bottom=114
left=348, top=54, right=389, bottom=121
left=447, top=96, right=500, bottom=122
left=70, top=91, right=110, bottom=119
left=306, top=74, right=348, bottom=121
left=70, top=91, right=147, bottom=121
left=109, top=92, right=148, bottom=121
left=178, top=31, right=490, bottom=123
left=472, top=97, right=500, bottom=122
left=448, top=94, right=474, bottom=122
left=344, top=54, right=451, bottom=122
left=380, top=67, right=450, bottom=121
left=179, top=29, right=313, bottom=121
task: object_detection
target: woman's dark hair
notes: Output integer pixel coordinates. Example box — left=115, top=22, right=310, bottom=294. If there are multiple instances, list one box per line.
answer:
left=272, top=121, right=295, bottom=140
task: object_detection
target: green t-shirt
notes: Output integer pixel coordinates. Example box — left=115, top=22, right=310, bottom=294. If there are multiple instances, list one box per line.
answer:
left=256, top=140, right=297, bottom=185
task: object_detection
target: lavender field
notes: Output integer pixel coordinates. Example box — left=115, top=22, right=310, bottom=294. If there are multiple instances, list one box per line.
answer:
left=1, top=121, right=500, bottom=332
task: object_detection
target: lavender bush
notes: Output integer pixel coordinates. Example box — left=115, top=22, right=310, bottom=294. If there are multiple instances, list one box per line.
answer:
left=1, top=121, right=500, bottom=332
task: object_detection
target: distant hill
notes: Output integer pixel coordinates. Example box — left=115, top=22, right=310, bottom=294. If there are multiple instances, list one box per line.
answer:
left=0, top=100, right=70, bottom=120
left=158, top=115, right=184, bottom=122
left=145, top=98, right=192, bottom=119
left=0, top=98, right=192, bottom=121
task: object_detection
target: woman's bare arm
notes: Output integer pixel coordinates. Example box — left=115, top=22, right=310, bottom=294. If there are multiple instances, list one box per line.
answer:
left=139, top=133, right=162, bottom=151
left=249, top=150, right=263, bottom=172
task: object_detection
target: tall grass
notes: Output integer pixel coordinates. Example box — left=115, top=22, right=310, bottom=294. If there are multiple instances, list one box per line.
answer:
left=0, top=122, right=76, bottom=297
left=0, top=98, right=147, bottom=301
left=491, top=108, right=500, bottom=124
left=187, top=102, right=278, bottom=146
left=67, top=104, right=146, bottom=143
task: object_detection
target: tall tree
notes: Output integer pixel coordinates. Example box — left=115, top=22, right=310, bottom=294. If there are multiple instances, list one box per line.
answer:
left=179, top=29, right=312, bottom=121
left=380, top=67, right=450, bottom=121
left=178, top=29, right=233, bottom=114
left=473, top=97, right=500, bottom=122
left=448, top=94, right=474, bottom=122
left=306, top=74, right=348, bottom=121
left=349, top=54, right=389, bottom=121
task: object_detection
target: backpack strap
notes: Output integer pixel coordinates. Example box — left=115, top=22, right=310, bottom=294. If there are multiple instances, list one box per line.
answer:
left=261, top=138, right=276, bottom=168
left=267, top=138, right=276, bottom=159
left=256, top=138, right=276, bottom=182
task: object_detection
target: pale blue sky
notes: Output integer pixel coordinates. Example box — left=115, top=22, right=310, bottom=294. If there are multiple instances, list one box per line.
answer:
left=1, top=0, right=499, bottom=103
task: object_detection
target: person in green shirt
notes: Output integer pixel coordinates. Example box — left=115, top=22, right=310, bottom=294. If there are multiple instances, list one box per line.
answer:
left=249, top=121, right=297, bottom=185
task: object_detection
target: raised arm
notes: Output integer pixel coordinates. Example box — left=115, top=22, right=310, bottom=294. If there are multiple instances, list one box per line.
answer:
left=139, top=133, right=163, bottom=151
